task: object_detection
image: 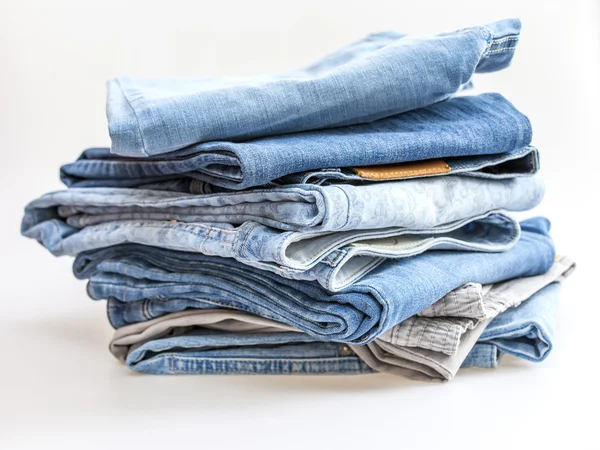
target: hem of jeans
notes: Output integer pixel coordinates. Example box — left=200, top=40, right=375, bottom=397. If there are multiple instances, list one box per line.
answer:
left=449, top=145, right=537, bottom=173
left=337, top=225, right=519, bottom=261
left=482, top=324, right=551, bottom=363
left=112, top=78, right=150, bottom=157
left=129, top=354, right=373, bottom=375
left=480, top=26, right=520, bottom=58
left=281, top=234, right=349, bottom=270
left=335, top=212, right=521, bottom=262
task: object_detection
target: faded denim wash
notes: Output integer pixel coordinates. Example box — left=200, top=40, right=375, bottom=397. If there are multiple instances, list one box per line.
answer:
left=108, top=19, right=521, bottom=161
left=70, top=212, right=520, bottom=291
left=124, top=330, right=374, bottom=375
left=277, top=145, right=539, bottom=187
left=22, top=175, right=544, bottom=265
left=70, top=93, right=534, bottom=190
left=75, top=218, right=555, bottom=344
left=109, top=259, right=571, bottom=378
left=109, top=310, right=372, bottom=376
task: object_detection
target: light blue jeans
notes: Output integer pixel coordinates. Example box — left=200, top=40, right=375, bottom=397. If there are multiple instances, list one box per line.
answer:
left=22, top=175, right=544, bottom=288
left=67, top=94, right=536, bottom=190
left=462, top=282, right=563, bottom=369
left=108, top=20, right=521, bottom=167
left=70, top=212, right=521, bottom=291
left=76, top=218, right=555, bottom=344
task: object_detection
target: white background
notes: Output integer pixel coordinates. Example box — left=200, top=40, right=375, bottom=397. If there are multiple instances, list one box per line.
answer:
left=1, top=1, right=598, bottom=448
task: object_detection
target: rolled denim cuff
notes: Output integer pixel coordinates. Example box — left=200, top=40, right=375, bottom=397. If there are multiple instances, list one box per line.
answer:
left=476, top=18, right=521, bottom=73
left=461, top=343, right=502, bottom=368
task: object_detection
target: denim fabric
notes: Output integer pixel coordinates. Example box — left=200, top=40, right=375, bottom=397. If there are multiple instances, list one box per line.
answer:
left=22, top=175, right=544, bottom=264
left=378, top=256, right=574, bottom=355
left=281, top=145, right=539, bottom=186
left=71, top=212, right=521, bottom=291
left=127, top=333, right=374, bottom=375
left=110, top=309, right=299, bottom=362
left=353, top=257, right=574, bottom=381
left=109, top=310, right=374, bottom=375
left=109, top=258, right=571, bottom=378
left=75, top=218, right=555, bottom=343
left=62, top=145, right=539, bottom=192
left=108, top=288, right=484, bottom=364
left=461, top=282, right=563, bottom=368
left=108, top=19, right=521, bottom=161
left=71, top=93, right=533, bottom=190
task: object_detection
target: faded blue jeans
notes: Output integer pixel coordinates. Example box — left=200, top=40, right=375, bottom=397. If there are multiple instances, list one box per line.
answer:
left=23, top=176, right=544, bottom=289
left=108, top=267, right=569, bottom=377
left=70, top=212, right=521, bottom=292
left=107, top=20, right=521, bottom=168
left=74, top=218, right=555, bottom=344
left=67, top=93, right=536, bottom=190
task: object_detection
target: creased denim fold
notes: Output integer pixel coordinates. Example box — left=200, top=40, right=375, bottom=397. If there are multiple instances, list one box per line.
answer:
left=72, top=212, right=521, bottom=291
left=22, top=175, right=544, bottom=258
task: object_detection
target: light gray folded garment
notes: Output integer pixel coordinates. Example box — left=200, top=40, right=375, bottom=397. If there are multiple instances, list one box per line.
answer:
left=110, top=257, right=575, bottom=381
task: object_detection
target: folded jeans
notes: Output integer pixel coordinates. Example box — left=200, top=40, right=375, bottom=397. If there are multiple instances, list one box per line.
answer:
left=69, top=93, right=535, bottom=190
left=110, top=259, right=572, bottom=379
left=75, top=218, right=555, bottom=344
left=72, top=212, right=521, bottom=291
left=22, top=175, right=544, bottom=260
left=108, top=19, right=521, bottom=163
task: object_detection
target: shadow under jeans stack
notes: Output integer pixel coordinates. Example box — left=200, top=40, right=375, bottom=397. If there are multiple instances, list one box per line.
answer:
left=22, top=18, right=576, bottom=381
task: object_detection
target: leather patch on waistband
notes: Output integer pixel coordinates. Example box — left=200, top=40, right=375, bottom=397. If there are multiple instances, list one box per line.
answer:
left=351, top=160, right=451, bottom=180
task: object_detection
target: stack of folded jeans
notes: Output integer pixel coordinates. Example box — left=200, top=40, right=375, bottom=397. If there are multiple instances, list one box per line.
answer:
left=21, top=18, right=575, bottom=381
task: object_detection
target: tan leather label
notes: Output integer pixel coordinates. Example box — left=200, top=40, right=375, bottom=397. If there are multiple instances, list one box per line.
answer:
left=351, top=160, right=451, bottom=180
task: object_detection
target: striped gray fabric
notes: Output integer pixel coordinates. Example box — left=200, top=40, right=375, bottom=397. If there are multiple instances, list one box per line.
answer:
left=378, top=256, right=574, bottom=357
left=354, top=256, right=575, bottom=381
